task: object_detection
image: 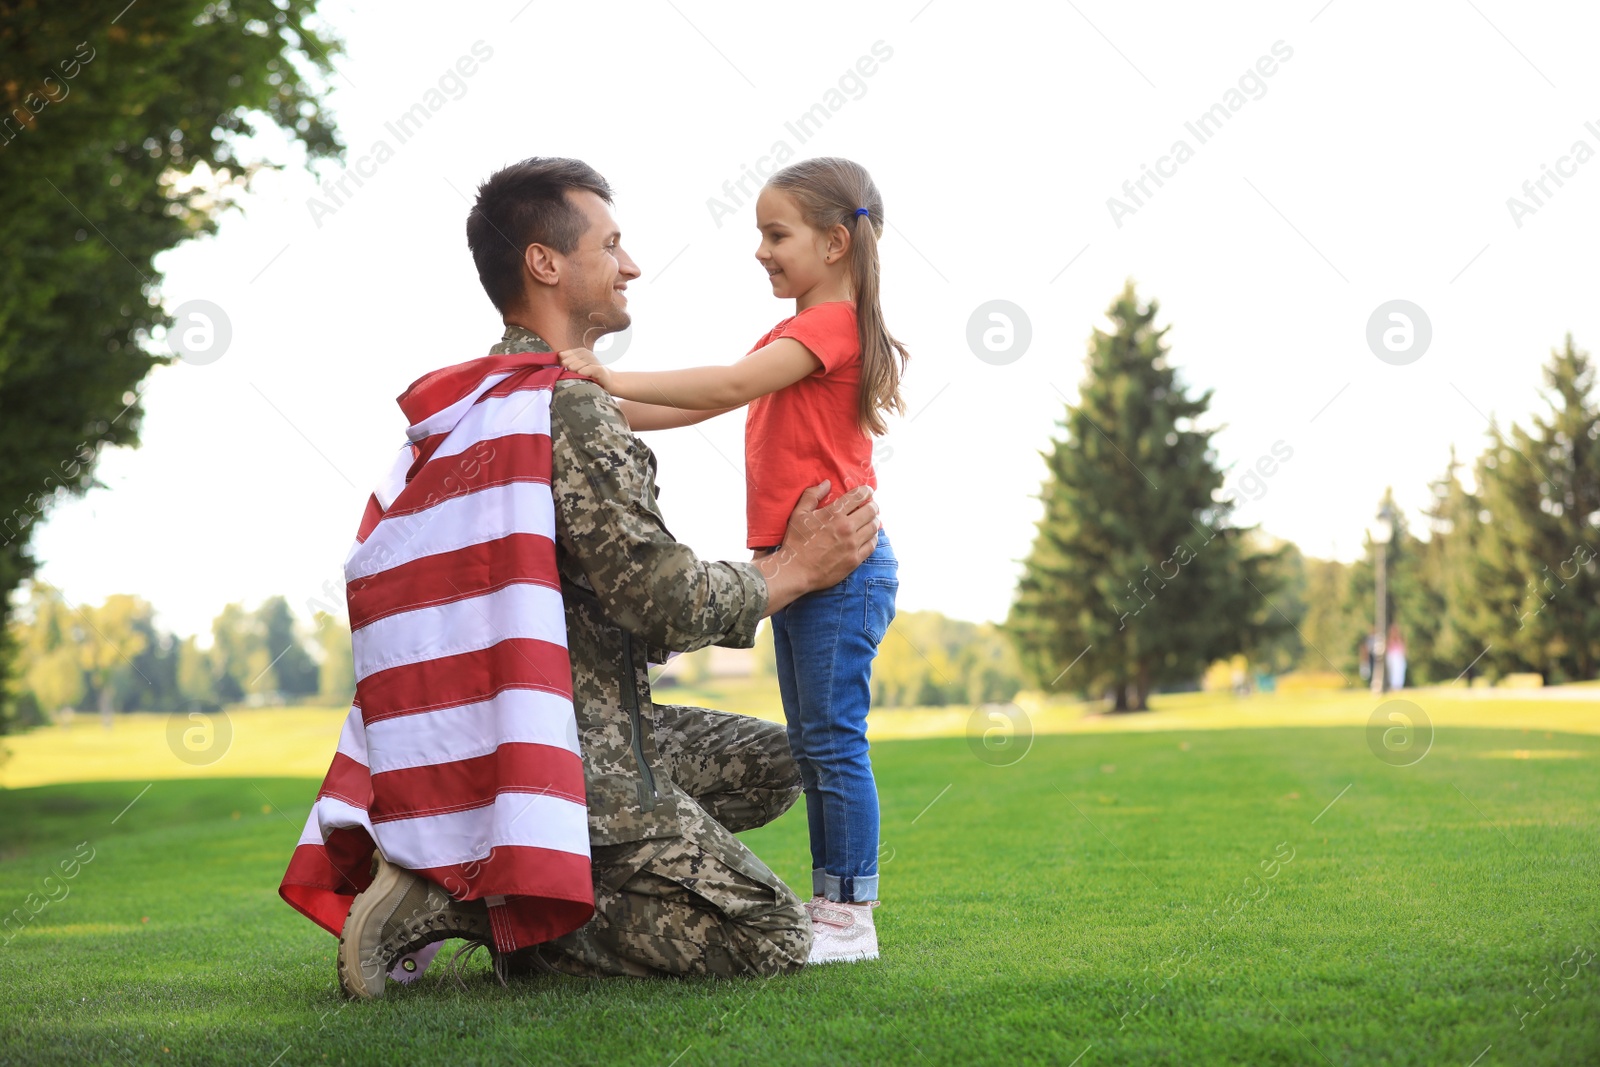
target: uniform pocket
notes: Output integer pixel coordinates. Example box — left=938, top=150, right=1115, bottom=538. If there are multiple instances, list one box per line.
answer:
left=863, top=576, right=898, bottom=646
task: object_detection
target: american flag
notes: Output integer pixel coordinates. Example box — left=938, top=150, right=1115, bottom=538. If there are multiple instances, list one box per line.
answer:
left=279, top=354, right=595, bottom=953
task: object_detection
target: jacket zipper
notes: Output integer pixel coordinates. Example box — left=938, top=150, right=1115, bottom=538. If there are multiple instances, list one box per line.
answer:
left=620, top=630, right=657, bottom=811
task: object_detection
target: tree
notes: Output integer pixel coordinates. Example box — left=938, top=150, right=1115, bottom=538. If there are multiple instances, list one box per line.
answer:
left=1456, top=426, right=1540, bottom=682
left=313, top=610, right=354, bottom=707
left=208, top=602, right=257, bottom=705
left=1343, top=487, right=1449, bottom=685
left=175, top=634, right=220, bottom=711
left=1005, top=282, right=1277, bottom=711
left=22, top=645, right=83, bottom=722
left=872, top=611, right=958, bottom=707
left=75, top=594, right=150, bottom=727
left=1295, top=556, right=1357, bottom=676
left=955, top=622, right=1026, bottom=705
left=7, top=586, right=328, bottom=716
left=0, top=1, right=342, bottom=729
left=9, top=583, right=84, bottom=725
left=7, top=583, right=182, bottom=722
left=1416, top=448, right=1486, bottom=682
left=869, top=611, right=1025, bottom=708
left=1239, top=534, right=1306, bottom=675
left=1468, top=335, right=1600, bottom=681
left=257, top=596, right=319, bottom=698
left=113, top=600, right=180, bottom=711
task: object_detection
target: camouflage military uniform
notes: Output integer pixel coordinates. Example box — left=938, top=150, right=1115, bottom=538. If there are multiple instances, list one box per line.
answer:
left=487, top=325, right=811, bottom=977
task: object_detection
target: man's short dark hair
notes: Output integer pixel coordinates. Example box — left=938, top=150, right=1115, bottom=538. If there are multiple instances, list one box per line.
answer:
left=467, top=157, right=614, bottom=314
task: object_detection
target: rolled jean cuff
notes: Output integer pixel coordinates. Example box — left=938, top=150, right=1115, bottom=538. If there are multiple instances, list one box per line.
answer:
left=812, top=868, right=826, bottom=897
left=823, top=872, right=878, bottom=903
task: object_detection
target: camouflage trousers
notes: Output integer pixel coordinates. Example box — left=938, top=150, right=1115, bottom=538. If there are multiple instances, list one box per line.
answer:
left=539, top=704, right=813, bottom=978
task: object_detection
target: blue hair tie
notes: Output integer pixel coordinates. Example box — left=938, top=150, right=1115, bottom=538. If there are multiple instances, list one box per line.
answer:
left=854, top=207, right=869, bottom=217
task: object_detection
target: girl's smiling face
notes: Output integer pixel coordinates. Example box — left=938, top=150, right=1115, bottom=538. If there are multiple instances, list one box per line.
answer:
left=754, top=186, right=838, bottom=303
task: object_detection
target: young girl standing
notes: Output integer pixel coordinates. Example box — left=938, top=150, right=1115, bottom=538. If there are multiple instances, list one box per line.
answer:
left=558, top=157, right=908, bottom=963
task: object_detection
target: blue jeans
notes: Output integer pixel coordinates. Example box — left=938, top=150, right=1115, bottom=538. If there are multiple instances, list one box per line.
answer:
left=771, top=529, right=897, bottom=903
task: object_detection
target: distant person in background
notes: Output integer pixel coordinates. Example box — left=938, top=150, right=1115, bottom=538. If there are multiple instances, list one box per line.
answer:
left=1386, top=623, right=1407, bottom=689
left=1358, top=632, right=1374, bottom=684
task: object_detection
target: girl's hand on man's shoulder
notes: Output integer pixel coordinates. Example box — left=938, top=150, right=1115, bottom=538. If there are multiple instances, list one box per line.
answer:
left=558, top=347, right=614, bottom=391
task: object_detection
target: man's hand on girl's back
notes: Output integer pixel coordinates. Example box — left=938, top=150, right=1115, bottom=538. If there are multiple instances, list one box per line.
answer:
left=755, top=480, right=878, bottom=617
left=785, top=481, right=880, bottom=588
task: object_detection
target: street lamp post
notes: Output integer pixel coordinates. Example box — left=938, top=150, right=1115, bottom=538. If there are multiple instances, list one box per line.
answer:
left=1370, top=501, right=1395, bottom=695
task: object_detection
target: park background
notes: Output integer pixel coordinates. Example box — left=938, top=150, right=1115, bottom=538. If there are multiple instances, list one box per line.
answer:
left=2, top=1, right=1599, bottom=1064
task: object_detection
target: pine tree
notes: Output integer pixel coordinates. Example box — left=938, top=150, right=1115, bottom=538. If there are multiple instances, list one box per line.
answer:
left=1005, top=281, right=1275, bottom=711
left=1472, top=335, right=1600, bottom=680
left=1467, top=425, right=1544, bottom=680
left=1417, top=448, right=1486, bottom=682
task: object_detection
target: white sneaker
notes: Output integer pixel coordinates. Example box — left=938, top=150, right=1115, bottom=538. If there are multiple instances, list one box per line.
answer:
left=804, top=900, right=879, bottom=963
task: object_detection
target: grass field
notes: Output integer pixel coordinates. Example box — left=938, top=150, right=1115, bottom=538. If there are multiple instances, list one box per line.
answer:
left=2, top=707, right=1598, bottom=1065
left=8, top=682, right=1600, bottom=790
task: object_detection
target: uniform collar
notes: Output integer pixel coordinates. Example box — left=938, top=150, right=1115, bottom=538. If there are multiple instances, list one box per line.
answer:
left=395, top=326, right=559, bottom=426
left=489, top=323, right=555, bottom=356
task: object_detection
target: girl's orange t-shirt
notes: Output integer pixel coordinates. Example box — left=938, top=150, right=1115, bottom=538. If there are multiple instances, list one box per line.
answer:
left=743, top=300, right=875, bottom=548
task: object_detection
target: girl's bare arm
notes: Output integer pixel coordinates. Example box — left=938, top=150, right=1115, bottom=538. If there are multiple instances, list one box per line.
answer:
left=559, top=338, right=823, bottom=410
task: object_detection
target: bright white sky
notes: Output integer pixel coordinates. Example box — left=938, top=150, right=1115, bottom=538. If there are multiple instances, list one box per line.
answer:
left=24, top=0, right=1600, bottom=642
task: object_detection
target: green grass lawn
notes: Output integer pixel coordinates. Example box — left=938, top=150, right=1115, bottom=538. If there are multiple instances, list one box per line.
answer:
left=1, top=725, right=1597, bottom=1066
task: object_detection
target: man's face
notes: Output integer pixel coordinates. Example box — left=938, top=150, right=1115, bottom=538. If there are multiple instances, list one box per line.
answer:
left=559, top=190, right=640, bottom=347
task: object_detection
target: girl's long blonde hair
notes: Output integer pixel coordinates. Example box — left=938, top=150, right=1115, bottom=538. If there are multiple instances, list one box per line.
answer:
left=765, top=157, right=909, bottom=436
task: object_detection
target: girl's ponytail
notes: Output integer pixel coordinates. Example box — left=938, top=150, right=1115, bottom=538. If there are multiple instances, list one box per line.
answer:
left=766, top=158, right=909, bottom=436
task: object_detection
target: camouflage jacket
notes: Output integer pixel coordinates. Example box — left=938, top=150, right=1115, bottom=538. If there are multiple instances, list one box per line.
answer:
left=489, top=325, right=768, bottom=846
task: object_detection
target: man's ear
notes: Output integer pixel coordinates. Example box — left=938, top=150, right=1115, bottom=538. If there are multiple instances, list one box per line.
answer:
left=523, top=242, right=561, bottom=287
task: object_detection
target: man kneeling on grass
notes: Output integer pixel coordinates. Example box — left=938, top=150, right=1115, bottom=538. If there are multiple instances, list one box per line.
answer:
left=278, top=157, right=880, bottom=996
